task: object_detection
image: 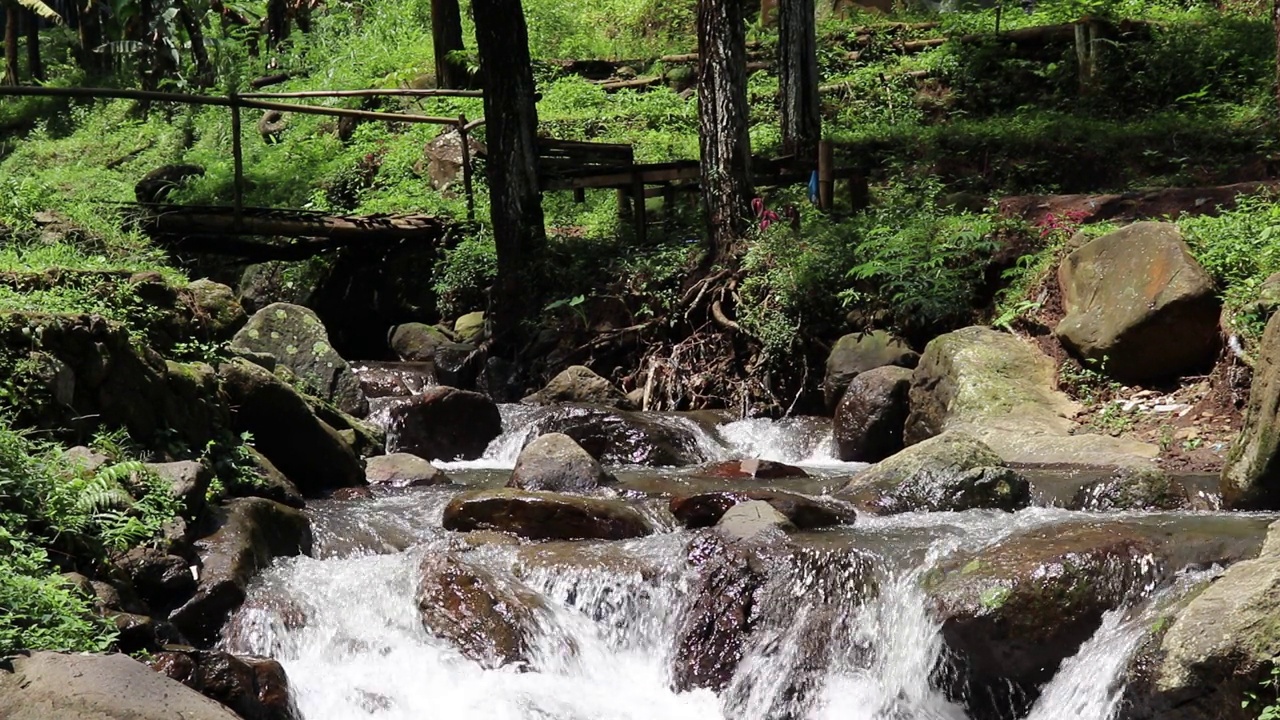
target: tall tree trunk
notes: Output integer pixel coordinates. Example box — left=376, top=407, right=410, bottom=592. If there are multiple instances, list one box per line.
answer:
left=266, top=0, right=289, bottom=47
left=431, top=0, right=467, bottom=89
left=778, top=0, right=820, bottom=163
left=76, top=0, right=106, bottom=74
left=23, top=9, right=41, bottom=81
left=176, top=1, right=212, bottom=86
left=1274, top=0, right=1280, bottom=117
left=4, top=4, right=19, bottom=85
left=697, top=0, right=753, bottom=265
left=472, top=0, right=547, bottom=354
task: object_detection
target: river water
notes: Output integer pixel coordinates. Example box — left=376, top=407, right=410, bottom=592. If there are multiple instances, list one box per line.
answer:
left=222, top=398, right=1264, bottom=720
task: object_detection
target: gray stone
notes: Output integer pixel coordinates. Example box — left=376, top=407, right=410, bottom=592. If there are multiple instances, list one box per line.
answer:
left=834, top=365, right=913, bottom=462
left=365, top=453, right=450, bottom=488
left=715, top=500, right=796, bottom=539
left=386, top=386, right=502, bottom=462
left=1222, top=312, right=1280, bottom=508
left=0, top=651, right=242, bottom=720
left=416, top=552, right=545, bottom=669
left=146, top=460, right=213, bottom=515
left=443, top=488, right=653, bottom=541
left=522, top=365, right=636, bottom=410
left=823, top=330, right=919, bottom=411
left=508, top=433, right=614, bottom=492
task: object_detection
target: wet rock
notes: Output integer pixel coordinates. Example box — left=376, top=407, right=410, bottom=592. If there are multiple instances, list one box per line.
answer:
left=1222, top=312, right=1280, bottom=508
left=927, top=516, right=1270, bottom=719
left=839, top=431, right=1029, bottom=514
left=671, top=490, right=856, bottom=530
left=530, top=404, right=707, bottom=466
left=699, top=458, right=809, bottom=480
left=365, top=453, right=451, bottom=488
left=522, top=365, right=636, bottom=410
left=905, top=325, right=1157, bottom=471
left=185, top=279, right=249, bottom=341
left=454, top=311, right=486, bottom=344
left=238, top=448, right=305, bottom=508
left=1056, top=222, right=1220, bottom=383
left=416, top=552, right=545, bottom=669
left=443, top=488, right=653, bottom=541
left=113, top=546, right=197, bottom=617
left=353, top=360, right=438, bottom=398
left=508, top=433, right=614, bottom=492
left=716, top=500, right=796, bottom=537
left=149, top=650, right=300, bottom=720
left=330, top=486, right=375, bottom=500
left=823, top=330, right=919, bottom=411
left=387, top=386, right=502, bottom=461
left=389, top=322, right=451, bottom=361
left=1070, top=466, right=1190, bottom=511
left=218, top=358, right=364, bottom=494
left=109, top=611, right=184, bottom=653
left=834, top=365, right=913, bottom=462
left=1123, top=521, right=1280, bottom=720
left=0, top=651, right=242, bottom=720
left=230, top=302, right=368, bottom=416
left=169, top=497, right=312, bottom=646
left=433, top=342, right=480, bottom=389
left=147, top=460, right=214, bottom=516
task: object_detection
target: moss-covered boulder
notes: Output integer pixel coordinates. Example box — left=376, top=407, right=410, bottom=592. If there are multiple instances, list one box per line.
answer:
left=1055, top=222, right=1220, bottom=383
left=454, top=311, right=486, bottom=344
left=443, top=488, right=653, bottom=541
left=184, top=279, right=248, bottom=341
left=905, top=325, right=1157, bottom=470
left=839, top=431, right=1029, bottom=514
left=230, top=302, right=367, bottom=417
left=508, top=432, right=614, bottom=492
left=1222, top=312, right=1280, bottom=508
left=834, top=365, right=913, bottom=462
left=388, top=322, right=451, bottom=361
left=217, top=358, right=364, bottom=494
left=1070, top=466, right=1191, bottom=511
left=822, top=330, right=919, bottom=411
left=522, top=365, right=636, bottom=410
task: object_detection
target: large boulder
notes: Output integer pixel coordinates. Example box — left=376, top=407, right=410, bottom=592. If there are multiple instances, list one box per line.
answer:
left=416, top=552, right=546, bottom=669
left=169, top=497, right=312, bottom=646
left=386, top=386, right=502, bottom=461
left=823, top=330, right=919, bottom=411
left=365, top=453, right=451, bottom=488
left=508, top=433, right=614, bottom=492
left=522, top=365, right=636, bottom=410
left=112, top=545, right=198, bottom=618
left=1125, top=521, right=1280, bottom=720
left=453, top=311, right=486, bottom=344
left=184, top=279, right=249, bottom=341
left=1055, top=222, right=1220, bottom=383
left=443, top=488, right=653, bottom=541
left=905, top=325, right=1158, bottom=470
left=927, top=516, right=1271, bottom=720
left=1222, top=312, right=1280, bottom=508
left=670, top=490, right=857, bottom=530
left=834, top=365, right=913, bottom=462
left=148, top=650, right=299, bottom=720
left=146, top=460, right=214, bottom=516
left=388, top=322, right=451, bottom=361
left=839, top=431, right=1029, bottom=514
left=230, top=302, right=368, bottom=416
left=0, top=651, right=242, bottom=720
left=529, top=405, right=708, bottom=466
left=352, top=361, right=437, bottom=398
left=218, top=358, right=365, bottom=494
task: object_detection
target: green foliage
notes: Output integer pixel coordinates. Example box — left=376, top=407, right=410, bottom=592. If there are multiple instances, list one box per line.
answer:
left=1244, top=659, right=1280, bottom=720
left=1059, top=357, right=1120, bottom=405
left=433, top=232, right=498, bottom=318
left=1179, top=193, right=1280, bottom=340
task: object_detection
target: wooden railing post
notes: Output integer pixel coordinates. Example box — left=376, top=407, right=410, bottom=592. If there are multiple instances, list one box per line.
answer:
left=457, top=114, right=475, bottom=222
left=230, top=91, right=245, bottom=225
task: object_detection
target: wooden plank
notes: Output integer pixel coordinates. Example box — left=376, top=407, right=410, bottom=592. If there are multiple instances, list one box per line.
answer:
left=135, top=204, right=448, bottom=242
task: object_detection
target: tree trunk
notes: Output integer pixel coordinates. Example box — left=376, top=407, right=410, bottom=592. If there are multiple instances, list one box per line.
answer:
left=266, top=0, right=289, bottom=47
left=432, top=0, right=468, bottom=89
left=697, top=0, right=753, bottom=265
left=23, top=9, right=41, bottom=81
left=778, top=0, right=820, bottom=163
left=4, top=4, right=19, bottom=85
left=76, top=0, right=106, bottom=74
left=176, top=1, right=212, bottom=86
left=472, top=0, right=547, bottom=353
left=1274, top=0, right=1280, bottom=117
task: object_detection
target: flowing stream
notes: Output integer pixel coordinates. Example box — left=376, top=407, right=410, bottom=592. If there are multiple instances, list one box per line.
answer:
left=222, top=383, right=1267, bottom=720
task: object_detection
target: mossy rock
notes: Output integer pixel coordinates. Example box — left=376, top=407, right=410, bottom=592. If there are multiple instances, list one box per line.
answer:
left=1222, top=312, right=1280, bottom=508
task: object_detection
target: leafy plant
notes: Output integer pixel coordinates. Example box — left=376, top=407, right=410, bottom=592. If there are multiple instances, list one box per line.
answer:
left=1244, top=659, right=1280, bottom=720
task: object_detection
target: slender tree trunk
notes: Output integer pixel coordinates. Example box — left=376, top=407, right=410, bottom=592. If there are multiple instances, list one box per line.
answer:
left=472, top=0, right=547, bottom=353
left=1274, top=0, right=1280, bottom=117
left=697, top=0, right=753, bottom=265
left=176, top=1, right=212, bottom=86
left=4, top=4, right=19, bottom=85
left=778, top=0, right=820, bottom=163
left=267, top=0, right=289, bottom=47
left=24, top=9, right=41, bottom=81
left=431, top=0, right=467, bottom=89
left=76, top=0, right=106, bottom=74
